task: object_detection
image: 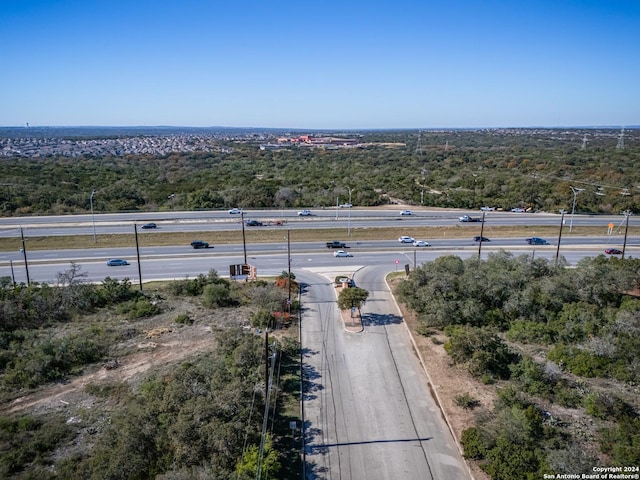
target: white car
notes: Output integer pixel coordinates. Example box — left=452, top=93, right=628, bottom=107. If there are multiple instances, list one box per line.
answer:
left=413, top=240, right=431, bottom=247
left=480, top=206, right=495, bottom=211
left=298, top=210, right=312, bottom=216
left=228, top=208, right=242, bottom=214
left=400, top=210, right=413, bottom=216
left=511, top=208, right=526, bottom=213
left=339, top=203, right=352, bottom=208
left=398, top=236, right=415, bottom=243
left=334, top=250, right=353, bottom=257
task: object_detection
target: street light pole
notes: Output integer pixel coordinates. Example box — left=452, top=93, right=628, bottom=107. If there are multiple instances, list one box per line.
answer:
left=90, top=190, right=96, bottom=244
left=168, top=193, right=175, bottom=210
left=347, top=187, right=352, bottom=237
left=569, top=186, right=584, bottom=233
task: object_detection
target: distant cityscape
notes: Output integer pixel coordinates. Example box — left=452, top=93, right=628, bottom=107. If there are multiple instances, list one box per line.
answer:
left=0, top=125, right=636, bottom=158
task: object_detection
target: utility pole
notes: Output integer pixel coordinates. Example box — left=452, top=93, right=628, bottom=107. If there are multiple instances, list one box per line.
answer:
left=134, top=224, right=143, bottom=291
left=347, top=187, right=352, bottom=236
left=90, top=190, right=97, bottom=244
left=555, top=211, right=565, bottom=266
left=20, top=226, right=30, bottom=286
left=241, top=210, right=247, bottom=264
left=9, top=259, right=16, bottom=286
left=622, top=210, right=631, bottom=259
left=477, top=211, right=486, bottom=259
left=287, top=229, right=292, bottom=308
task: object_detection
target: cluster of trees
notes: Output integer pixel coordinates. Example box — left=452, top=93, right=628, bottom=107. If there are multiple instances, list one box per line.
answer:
left=1, top=129, right=638, bottom=216
left=0, top=267, right=302, bottom=478
left=397, top=252, right=640, bottom=477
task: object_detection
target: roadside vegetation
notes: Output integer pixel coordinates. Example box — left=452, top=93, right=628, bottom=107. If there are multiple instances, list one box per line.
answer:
left=1, top=129, right=638, bottom=217
left=396, top=252, right=640, bottom=478
left=0, top=266, right=302, bottom=479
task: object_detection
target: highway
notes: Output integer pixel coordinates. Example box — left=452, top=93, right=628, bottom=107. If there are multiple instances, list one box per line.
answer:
left=0, top=208, right=633, bottom=237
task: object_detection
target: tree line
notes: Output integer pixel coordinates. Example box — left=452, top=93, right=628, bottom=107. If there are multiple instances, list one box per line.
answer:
left=396, top=252, right=640, bottom=478
left=0, top=129, right=638, bottom=216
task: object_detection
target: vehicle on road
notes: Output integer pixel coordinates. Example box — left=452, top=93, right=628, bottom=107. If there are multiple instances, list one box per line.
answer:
left=526, top=237, right=549, bottom=245
left=480, top=206, right=495, bottom=211
left=228, top=208, right=242, bottom=214
left=326, top=240, right=347, bottom=249
left=107, top=258, right=129, bottom=266
left=190, top=240, right=210, bottom=249
left=605, top=248, right=622, bottom=255
left=339, top=203, right=352, bottom=208
left=459, top=215, right=482, bottom=222
left=333, top=250, right=353, bottom=257
left=399, top=209, right=413, bottom=216
left=398, top=235, right=415, bottom=243
left=413, top=240, right=431, bottom=247
left=511, top=207, right=526, bottom=213
left=141, top=222, right=157, bottom=229
left=298, top=210, right=312, bottom=216
left=245, top=220, right=264, bottom=226
left=473, top=236, right=491, bottom=242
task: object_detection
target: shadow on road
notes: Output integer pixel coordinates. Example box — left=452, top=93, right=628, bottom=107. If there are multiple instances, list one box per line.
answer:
left=361, top=312, right=403, bottom=326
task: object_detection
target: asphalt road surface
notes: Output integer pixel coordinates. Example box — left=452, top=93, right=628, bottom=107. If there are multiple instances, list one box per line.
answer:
left=300, top=267, right=469, bottom=479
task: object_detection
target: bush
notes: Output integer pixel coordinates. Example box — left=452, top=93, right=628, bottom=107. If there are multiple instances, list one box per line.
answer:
left=118, top=297, right=161, bottom=319
left=444, top=325, right=517, bottom=379
left=461, top=427, right=489, bottom=459
left=250, top=309, right=276, bottom=329
left=454, top=392, right=480, bottom=409
left=174, top=314, right=193, bottom=325
left=203, top=283, right=233, bottom=308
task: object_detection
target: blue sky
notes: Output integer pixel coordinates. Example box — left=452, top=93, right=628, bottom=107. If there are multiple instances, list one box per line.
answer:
left=1, top=0, right=638, bottom=129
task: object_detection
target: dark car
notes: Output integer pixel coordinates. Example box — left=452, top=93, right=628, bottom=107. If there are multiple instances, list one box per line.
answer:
left=605, top=248, right=622, bottom=255
left=526, top=237, right=549, bottom=245
left=107, top=258, right=129, bottom=266
left=245, top=220, right=264, bottom=226
left=190, top=240, right=210, bottom=249
left=473, top=236, right=491, bottom=242
left=141, top=222, right=157, bottom=229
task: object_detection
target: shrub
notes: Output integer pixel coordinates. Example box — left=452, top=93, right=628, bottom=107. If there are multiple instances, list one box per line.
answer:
left=461, top=427, right=489, bottom=459
left=118, top=298, right=161, bottom=319
left=251, top=309, right=276, bottom=329
left=174, top=314, right=193, bottom=325
left=444, top=325, right=517, bottom=379
left=203, top=283, right=233, bottom=308
left=454, top=392, right=480, bottom=409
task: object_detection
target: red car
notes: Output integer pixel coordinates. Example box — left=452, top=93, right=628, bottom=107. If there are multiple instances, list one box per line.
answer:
left=605, top=248, right=622, bottom=255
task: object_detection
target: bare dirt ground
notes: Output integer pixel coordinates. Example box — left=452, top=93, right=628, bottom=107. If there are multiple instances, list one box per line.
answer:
left=1, top=300, right=251, bottom=417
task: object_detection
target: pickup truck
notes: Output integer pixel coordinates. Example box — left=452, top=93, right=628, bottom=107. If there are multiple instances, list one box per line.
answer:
left=459, top=215, right=482, bottom=222
left=326, top=240, right=347, bottom=249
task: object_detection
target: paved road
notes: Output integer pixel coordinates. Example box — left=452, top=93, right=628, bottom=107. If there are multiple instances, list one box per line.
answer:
left=300, top=266, right=469, bottom=479
left=0, top=208, right=633, bottom=237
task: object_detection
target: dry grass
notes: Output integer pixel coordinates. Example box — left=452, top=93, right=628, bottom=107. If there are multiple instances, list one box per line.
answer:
left=2, top=225, right=634, bottom=251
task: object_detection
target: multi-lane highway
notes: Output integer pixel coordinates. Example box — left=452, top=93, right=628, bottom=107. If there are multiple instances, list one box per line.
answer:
left=0, top=208, right=632, bottom=237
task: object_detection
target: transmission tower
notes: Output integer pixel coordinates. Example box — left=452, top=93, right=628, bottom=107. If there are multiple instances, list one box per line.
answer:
left=415, top=131, right=422, bottom=154
left=616, top=127, right=625, bottom=150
